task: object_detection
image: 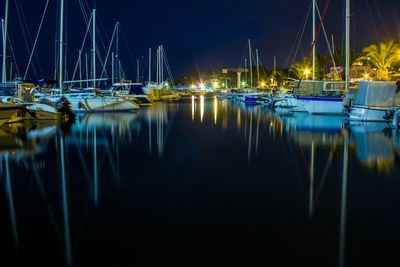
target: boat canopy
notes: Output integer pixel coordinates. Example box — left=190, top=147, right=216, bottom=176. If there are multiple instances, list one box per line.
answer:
left=355, top=81, right=400, bottom=107
left=294, top=80, right=346, bottom=96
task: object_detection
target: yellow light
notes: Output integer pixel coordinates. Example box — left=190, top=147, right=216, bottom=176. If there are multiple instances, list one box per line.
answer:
left=304, top=69, right=311, bottom=78
left=200, top=95, right=204, bottom=123
left=213, top=82, right=219, bottom=88
left=364, top=73, right=369, bottom=80
left=190, top=84, right=196, bottom=89
left=199, top=83, right=205, bottom=90
left=260, top=82, right=266, bottom=87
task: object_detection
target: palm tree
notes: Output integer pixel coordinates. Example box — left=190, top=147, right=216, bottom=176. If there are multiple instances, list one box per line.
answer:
left=357, top=39, right=400, bottom=80
left=289, top=59, right=311, bottom=80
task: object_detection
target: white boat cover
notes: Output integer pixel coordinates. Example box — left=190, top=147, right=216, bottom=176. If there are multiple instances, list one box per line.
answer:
left=355, top=81, right=400, bottom=107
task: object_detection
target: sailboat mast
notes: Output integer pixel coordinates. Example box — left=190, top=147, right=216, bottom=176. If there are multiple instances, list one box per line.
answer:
left=92, top=9, right=96, bottom=88
left=2, top=0, right=9, bottom=83
left=345, top=0, right=350, bottom=92
left=148, top=48, right=151, bottom=83
left=256, top=49, right=260, bottom=84
left=111, top=52, right=114, bottom=85
left=248, top=39, right=253, bottom=89
left=79, top=50, right=82, bottom=88
left=115, top=22, right=119, bottom=83
left=156, top=47, right=159, bottom=84
left=161, top=46, right=164, bottom=83
left=59, top=0, right=64, bottom=93
left=312, top=0, right=316, bottom=81
left=137, top=58, right=139, bottom=83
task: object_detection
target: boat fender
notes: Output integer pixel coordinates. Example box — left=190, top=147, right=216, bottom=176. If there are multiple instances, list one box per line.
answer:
left=269, top=100, right=278, bottom=110
left=392, top=109, right=400, bottom=129
left=396, top=81, right=400, bottom=94
left=384, top=109, right=395, bottom=121
left=57, top=96, right=75, bottom=121
left=343, top=97, right=352, bottom=113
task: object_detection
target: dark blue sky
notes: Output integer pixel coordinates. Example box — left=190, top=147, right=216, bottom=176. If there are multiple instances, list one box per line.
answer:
left=3, top=0, right=400, bottom=80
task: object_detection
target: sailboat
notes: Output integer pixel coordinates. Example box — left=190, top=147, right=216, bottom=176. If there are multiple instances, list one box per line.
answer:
left=0, top=1, right=57, bottom=124
left=348, top=81, right=400, bottom=122
left=295, top=0, right=350, bottom=115
left=143, top=46, right=180, bottom=102
left=37, top=4, right=138, bottom=114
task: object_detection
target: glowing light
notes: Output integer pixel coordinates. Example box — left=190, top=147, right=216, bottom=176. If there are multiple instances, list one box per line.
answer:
left=304, top=69, right=311, bottom=79
left=190, top=84, right=196, bottom=89
left=214, top=97, right=218, bottom=124
left=213, top=82, right=219, bottom=88
left=241, top=81, right=247, bottom=87
left=200, top=95, right=205, bottom=123
left=364, top=73, right=369, bottom=80
left=260, top=82, right=266, bottom=87
left=191, top=95, right=195, bottom=122
left=199, top=83, right=206, bottom=90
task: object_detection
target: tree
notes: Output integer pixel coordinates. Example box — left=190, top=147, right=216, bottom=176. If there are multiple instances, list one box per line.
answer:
left=357, top=39, right=400, bottom=80
left=289, top=53, right=328, bottom=80
left=289, top=59, right=311, bottom=80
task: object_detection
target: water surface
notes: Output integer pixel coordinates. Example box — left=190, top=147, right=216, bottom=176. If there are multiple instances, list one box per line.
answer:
left=1, top=97, right=400, bottom=266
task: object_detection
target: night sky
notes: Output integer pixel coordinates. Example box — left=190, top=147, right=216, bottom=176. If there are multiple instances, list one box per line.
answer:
left=3, top=0, right=400, bottom=81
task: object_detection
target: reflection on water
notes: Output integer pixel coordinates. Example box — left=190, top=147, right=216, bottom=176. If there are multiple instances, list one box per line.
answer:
left=0, top=98, right=399, bottom=266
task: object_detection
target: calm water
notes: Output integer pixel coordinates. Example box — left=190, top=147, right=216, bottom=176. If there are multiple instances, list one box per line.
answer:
left=1, top=97, right=400, bottom=266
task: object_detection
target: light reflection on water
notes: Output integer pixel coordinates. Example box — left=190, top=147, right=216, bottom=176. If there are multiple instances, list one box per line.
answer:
left=0, top=97, right=399, bottom=266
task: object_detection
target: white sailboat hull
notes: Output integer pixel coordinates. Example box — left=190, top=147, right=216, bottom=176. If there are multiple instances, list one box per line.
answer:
left=349, top=105, right=393, bottom=122
left=41, top=94, right=139, bottom=114
left=274, top=96, right=307, bottom=112
left=298, top=97, right=345, bottom=115
left=68, top=96, right=138, bottom=113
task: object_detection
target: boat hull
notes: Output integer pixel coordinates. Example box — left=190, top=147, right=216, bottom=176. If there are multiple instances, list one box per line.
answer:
left=298, top=97, right=345, bottom=115
left=349, top=105, right=394, bottom=122
left=0, top=104, right=26, bottom=126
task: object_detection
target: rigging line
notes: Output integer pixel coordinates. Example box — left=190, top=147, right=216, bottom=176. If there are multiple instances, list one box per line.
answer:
left=120, top=26, right=137, bottom=75
left=285, top=2, right=312, bottom=67
left=98, top=24, right=117, bottom=84
left=315, top=2, right=338, bottom=77
left=366, top=0, right=380, bottom=42
left=79, top=0, right=90, bottom=24
left=70, top=14, right=93, bottom=82
left=24, top=0, right=50, bottom=79
left=14, top=0, right=39, bottom=79
left=19, top=0, right=44, bottom=78
left=372, top=0, right=389, bottom=37
left=81, top=2, right=110, bottom=61
left=7, top=35, right=21, bottom=77
left=239, top=42, right=249, bottom=67
left=290, top=6, right=311, bottom=69
left=54, top=0, right=60, bottom=80
left=310, top=0, right=331, bottom=57
left=79, top=3, right=109, bottom=65
left=6, top=22, right=21, bottom=78
left=257, top=58, right=269, bottom=80
left=162, top=47, right=175, bottom=86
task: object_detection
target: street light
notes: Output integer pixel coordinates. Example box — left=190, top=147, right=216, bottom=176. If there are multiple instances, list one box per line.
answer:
left=304, top=68, right=311, bottom=79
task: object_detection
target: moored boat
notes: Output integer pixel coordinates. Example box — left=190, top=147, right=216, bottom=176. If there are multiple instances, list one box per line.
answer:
left=348, top=81, right=400, bottom=122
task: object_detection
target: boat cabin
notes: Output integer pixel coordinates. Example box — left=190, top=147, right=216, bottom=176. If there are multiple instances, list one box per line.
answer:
left=294, top=80, right=346, bottom=96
